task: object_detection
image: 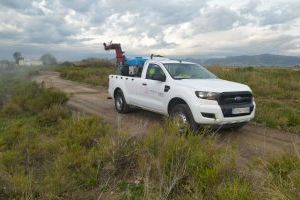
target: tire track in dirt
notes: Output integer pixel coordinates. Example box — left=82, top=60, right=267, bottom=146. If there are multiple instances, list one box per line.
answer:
left=32, top=71, right=300, bottom=163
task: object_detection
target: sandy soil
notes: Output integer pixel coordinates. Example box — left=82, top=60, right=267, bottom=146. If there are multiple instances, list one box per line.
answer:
left=32, top=71, right=300, bottom=164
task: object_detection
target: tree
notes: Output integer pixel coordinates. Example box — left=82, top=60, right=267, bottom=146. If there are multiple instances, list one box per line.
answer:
left=13, top=52, right=23, bottom=64
left=40, top=53, right=57, bottom=65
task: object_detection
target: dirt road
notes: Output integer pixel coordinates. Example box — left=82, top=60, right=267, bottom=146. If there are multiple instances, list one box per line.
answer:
left=33, top=71, right=300, bottom=164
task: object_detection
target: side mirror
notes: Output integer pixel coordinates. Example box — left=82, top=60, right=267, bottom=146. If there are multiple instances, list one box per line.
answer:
left=152, top=74, right=166, bottom=82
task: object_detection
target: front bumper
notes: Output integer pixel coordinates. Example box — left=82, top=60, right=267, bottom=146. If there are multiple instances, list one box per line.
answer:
left=191, top=101, right=256, bottom=125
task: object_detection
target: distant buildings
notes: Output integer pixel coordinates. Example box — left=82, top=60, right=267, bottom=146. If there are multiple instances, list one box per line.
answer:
left=0, top=60, right=11, bottom=69
left=18, top=58, right=43, bottom=66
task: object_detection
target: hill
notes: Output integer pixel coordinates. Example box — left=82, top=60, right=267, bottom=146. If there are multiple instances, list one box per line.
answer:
left=188, top=54, right=300, bottom=67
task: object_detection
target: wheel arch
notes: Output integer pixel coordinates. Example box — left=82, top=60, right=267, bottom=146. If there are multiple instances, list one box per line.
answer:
left=168, top=97, right=189, bottom=115
left=113, top=87, right=122, bottom=98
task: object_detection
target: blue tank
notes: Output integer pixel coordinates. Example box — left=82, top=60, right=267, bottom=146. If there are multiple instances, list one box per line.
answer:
left=125, top=57, right=147, bottom=66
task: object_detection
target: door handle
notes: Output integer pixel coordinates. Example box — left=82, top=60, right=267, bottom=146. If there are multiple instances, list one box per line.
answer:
left=142, top=83, right=147, bottom=86
left=164, top=85, right=170, bottom=92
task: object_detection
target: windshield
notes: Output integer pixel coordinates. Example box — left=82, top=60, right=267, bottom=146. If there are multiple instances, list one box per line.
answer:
left=163, top=63, right=218, bottom=79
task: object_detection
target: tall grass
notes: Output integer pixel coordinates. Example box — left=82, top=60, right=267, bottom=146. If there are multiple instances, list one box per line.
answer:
left=0, top=67, right=299, bottom=199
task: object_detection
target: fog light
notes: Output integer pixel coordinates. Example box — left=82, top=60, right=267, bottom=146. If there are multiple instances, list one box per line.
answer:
left=201, top=113, right=215, bottom=119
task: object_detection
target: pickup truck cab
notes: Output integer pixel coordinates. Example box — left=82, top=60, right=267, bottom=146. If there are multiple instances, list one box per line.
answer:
left=108, top=57, right=255, bottom=130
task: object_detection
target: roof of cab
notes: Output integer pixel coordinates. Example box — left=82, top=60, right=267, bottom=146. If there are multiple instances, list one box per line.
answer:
left=145, top=57, right=195, bottom=65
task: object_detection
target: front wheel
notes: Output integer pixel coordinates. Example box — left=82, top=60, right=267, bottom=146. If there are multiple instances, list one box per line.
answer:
left=170, top=104, right=199, bottom=132
left=114, top=90, right=129, bottom=113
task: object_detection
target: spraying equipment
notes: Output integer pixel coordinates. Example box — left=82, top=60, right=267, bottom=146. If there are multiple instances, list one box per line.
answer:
left=103, top=42, right=147, bottom=76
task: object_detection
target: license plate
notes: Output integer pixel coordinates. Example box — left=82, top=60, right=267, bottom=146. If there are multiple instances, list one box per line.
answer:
left=232, top=107, right=250, bottom=114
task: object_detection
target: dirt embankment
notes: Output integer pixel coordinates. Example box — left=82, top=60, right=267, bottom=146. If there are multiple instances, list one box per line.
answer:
left=32, top=71, right=300, bottom=164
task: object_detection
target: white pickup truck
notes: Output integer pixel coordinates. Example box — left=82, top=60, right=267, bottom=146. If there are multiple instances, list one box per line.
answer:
left=108, top=57, right=255, bottom=130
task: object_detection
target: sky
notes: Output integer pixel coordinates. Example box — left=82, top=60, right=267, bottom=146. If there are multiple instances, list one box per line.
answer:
left=0, top=0, right=300, bottom=61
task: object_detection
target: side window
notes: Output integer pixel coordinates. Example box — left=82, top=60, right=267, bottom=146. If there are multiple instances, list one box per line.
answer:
left=146, top=64, right=165, bottom=79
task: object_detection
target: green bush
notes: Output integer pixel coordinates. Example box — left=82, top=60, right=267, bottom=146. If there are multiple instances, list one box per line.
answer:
left=57, top=65, right=115, bottom=87
left=137, top=121, right=254, bottom=199
left=37, top=105, right=70, bottom=127
left=60, top=116, right=111, bottom=148
left=3, top=82, right=68, bottom=116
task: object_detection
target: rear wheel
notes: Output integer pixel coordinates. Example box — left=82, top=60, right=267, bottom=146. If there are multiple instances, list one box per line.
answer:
left=170, top=104, right=199, bottom=132
left=114, top=90, right=129, bottom=113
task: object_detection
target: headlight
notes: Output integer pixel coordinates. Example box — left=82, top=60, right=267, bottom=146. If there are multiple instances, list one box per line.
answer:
left=195, top=91, right=219, bottom=100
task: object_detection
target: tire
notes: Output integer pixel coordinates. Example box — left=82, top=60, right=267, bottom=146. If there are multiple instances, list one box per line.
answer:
left=170, top=104, right=199, bottom=132
left=114, top=90, right=129, bottom=113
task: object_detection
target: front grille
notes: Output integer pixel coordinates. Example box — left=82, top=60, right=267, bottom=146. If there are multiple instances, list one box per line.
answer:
left=218, top=91, right=253, bottom=105
left=217, top=91, right=254, bottom=117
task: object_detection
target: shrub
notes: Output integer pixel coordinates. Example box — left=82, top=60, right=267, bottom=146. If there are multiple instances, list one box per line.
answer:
left=59, top=116, right=111, bottom=148
left=41, top=145, right=104, bottom=197
left=137, top=121, right=255, bottom=199
left=37, top=105, right=70, bottom=127
left=3, top=82, right=68, bottom=116
left=105, top=134, right=138, bottom=176
left=57, top=65, right=115, bottom=87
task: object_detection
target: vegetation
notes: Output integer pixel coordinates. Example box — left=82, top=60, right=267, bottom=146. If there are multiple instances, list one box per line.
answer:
left=13, top=52, right=23, bottom=65
left=40, top=54, right=57, bottom=65
left=56, top=59, right=115, bottom=87
left=0, top=68, right=299, bottom=199
left=209, top=67, right=300, bottom=134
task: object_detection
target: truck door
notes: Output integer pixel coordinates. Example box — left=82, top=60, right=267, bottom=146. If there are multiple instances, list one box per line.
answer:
left=137, top=63, right=167, bottom=113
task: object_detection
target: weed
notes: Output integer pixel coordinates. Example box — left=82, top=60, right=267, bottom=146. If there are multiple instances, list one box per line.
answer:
left=119, top=181, right=144, bottom=200
left=264, top=154, right=300, bottom=199
left=216, top=178, right=253, bottom=200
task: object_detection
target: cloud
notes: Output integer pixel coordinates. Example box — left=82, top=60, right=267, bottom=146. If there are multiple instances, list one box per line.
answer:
left=259, top=3, right=300, bottom=25
left=0, top=0, right=300, bottom=60
left=241, top=0, right=300, bottom=25
left=60, top=0, right=96, bottom=13
left=191, top=5, right=245, bottom=33
left=1, top=0, right=33, bottom=9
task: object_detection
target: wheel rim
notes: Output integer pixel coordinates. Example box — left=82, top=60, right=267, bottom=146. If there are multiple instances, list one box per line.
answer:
left=116, top=96, right=123, bottom=110
left=177, top=112, right=188, bottom=124
left=174, top=112, right=189, bottom=131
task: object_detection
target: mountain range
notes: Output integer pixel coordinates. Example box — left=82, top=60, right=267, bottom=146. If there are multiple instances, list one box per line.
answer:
left=186, top=54, right=300, bottom=67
